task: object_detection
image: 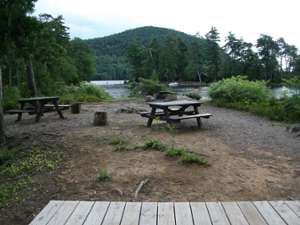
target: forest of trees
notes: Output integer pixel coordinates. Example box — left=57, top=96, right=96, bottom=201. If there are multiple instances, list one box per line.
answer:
left=0, top=0, right=96, bottom=96
left=126, top=27, right=300, bottom=83
left=0, top=0, right=97, bottom=144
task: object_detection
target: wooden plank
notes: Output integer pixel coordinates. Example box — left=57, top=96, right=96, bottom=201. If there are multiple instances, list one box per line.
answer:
left=174, top=202, right=193, bottom=225
left=47, top=201, right=79, bottom=225
left=29, top=201, right=63, bottom=225
left=65, top=201, right=94, bottom=225
left=102, top=202, right=126, bottom=225
left=222, top=202, right=249, bottom=225
left=254, top=201, right=286, bottom=225
left=285, top=201, right=300, bottom=217
left=140, top=202, right=157, bottom=225
left=158, top=202, right=175, bottom=225
left=237, top=201, right=268, bottom=225
left=84, top=201, right=110, bottom=225
left=120, top=202, right=141, bottom=225
left=190, top=202, right=212, bottom=225
left=206, top=202, right=230, bottom=225
left=270, top=201, right=300, bottom=225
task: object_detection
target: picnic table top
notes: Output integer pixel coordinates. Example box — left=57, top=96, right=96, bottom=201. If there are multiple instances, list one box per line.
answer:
left=18, top=96, right=59, bottom=103
left=149, top=100, right=201, bottom=107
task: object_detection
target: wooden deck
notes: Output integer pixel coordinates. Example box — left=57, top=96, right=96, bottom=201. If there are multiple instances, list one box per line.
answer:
left=28, top=201, right=300, bottom=225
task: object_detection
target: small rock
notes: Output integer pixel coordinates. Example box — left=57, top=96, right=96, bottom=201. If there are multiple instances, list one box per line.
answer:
left=145, top=95, right=155, bottom=102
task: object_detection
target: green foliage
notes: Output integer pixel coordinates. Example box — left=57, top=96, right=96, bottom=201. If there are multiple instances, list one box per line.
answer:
left=181, top=152, right=208, bottom=165
left=129, top=78, right=168, bottom=96
left=165, top=147, right=185, bottom=157
left=209, top=77, right=300, bottom=122
left=0, top=147, right=61, bottom=207
left=0, top=176, right=32, bottom=208
left=96, top=170, right=112, bottom=182
left=143, top=139, right=208, bottom=165
left=0, top=149, right=17, bottom=165
left=186, top=92, right=201, bottom=100
left=209, top=76, right=272, bottom=104
left=58, top=83, right=112, bottom=103
left=284, top=76, right=300, bottom=95
left=109, top=136, right=130, bottom=151
left=3, top=86, right=20, bottom=110
left=143, top=139, right=168, bottom=151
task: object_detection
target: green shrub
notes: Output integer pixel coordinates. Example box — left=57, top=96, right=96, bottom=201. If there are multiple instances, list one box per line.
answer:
left=59, top=83, right=112, bottom=103
left=165, top=147, right=185, bottom=157
left=209, top=76, right=300, bottom=122
left=129, top=78, right=168, bottom=96
left=209, top=76, right=271, bottom=104
left=186, top=92, right=201, bottom=100
left=3, top=86, right=20, bottom=110
left=143, top=139, right=168, bottom=151
left=181, top=152, right=208, bottom=165
left=109, top=137, right=130, bottom=151
left=96, top=170, right=112, bottom=182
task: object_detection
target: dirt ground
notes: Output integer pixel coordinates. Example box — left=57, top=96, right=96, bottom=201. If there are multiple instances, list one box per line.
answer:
left=1, top=99, right=300, bottom=224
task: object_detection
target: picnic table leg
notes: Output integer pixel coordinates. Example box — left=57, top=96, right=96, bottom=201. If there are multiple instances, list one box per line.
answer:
left=53, top=100, right=64, bottom=119
left=35, top=102, right=42, bottom=122
left=147, top=107, right=156, bottom=127
left=16, top=102, right=25, bottom=122
left=193, top=105, right=202, bottom=128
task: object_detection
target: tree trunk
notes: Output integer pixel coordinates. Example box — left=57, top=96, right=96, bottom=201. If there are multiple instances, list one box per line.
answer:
left=26, top=56, right=37, bottom=97
left=0, top=66, right=6, bottom=145
left=93, top=111, right=107, bottom=126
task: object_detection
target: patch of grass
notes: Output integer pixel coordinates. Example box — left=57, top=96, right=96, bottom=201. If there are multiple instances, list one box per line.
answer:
left=96, top=170, right=112, bottom=182
left=109, top=136, right=130, bottom=151
left=181, top=152, right=208, bottom=165
left=165, top=147, right=185, bottom=157
left=1, top=150, right=60, bottom=178
left=143, top=139, right=168, bottom=151
left=143, top=139, right=208, bottom=166
left=0, top=147, right=61, bottom=207
left=0, top=176, right=32, bottom=208
left=0, top=148, right=17, bottom=165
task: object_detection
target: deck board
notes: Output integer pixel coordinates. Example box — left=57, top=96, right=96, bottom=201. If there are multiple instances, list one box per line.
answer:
left=28, top=200, right=300, bottom=225
left=237, top=201, right=268, bottom=225
left=83, top=201, right=110, bottom=225
left=222, top=202, right=249, bottom=225
left=254, top=201, right=287, bottom=225
left=139, top=202, right=157, bottom=225
left=174, top=202, right=193, bottom=225
left=270, top=201, right=300, bottom=225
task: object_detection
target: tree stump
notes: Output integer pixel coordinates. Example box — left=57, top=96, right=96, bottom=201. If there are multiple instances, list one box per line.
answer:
left=71, top=103, right=81, bottom=114
left=93, top=111, right=107, bottom=126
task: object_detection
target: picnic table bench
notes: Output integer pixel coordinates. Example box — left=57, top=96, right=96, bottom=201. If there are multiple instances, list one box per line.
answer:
left=6, top=96, right=69, bottom=122
left=141, top=100, right=212, bottom=128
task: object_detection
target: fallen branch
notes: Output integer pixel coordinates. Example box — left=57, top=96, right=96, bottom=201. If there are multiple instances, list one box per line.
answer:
left=134, top=178, right=149, bottom=199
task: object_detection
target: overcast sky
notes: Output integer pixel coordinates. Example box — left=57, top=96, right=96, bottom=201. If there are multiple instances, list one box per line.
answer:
left=35, top=0, right=300, bottom=48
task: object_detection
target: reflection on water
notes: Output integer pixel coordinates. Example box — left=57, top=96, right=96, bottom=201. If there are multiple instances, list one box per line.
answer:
left=90, top=80, right=299, bottom=99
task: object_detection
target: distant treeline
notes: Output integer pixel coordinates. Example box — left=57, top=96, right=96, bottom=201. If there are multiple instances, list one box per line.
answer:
left=86, top=26, right=300, bottom=83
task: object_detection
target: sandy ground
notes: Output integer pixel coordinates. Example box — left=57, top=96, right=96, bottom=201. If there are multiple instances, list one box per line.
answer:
left=1, top=99, right=300, bottom=224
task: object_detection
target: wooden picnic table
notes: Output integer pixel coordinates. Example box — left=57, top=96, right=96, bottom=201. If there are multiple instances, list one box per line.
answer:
left=141, top=100, right=212, bottom=128
left=15, top=96, right=64, bottom=122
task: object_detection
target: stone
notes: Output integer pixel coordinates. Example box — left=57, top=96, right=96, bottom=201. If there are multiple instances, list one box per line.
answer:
left=145, top=95, right=155, bottom=102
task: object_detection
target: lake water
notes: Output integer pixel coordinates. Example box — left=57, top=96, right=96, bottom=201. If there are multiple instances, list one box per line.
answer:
left=90, top=80, right=299, bottom=99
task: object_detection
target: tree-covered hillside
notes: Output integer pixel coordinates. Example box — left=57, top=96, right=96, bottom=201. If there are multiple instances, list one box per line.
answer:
left=85, top=26, right=209, bottom=80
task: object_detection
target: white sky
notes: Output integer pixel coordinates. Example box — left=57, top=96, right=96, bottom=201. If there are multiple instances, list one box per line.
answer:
left=35, top=0, right=300, bottom=48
